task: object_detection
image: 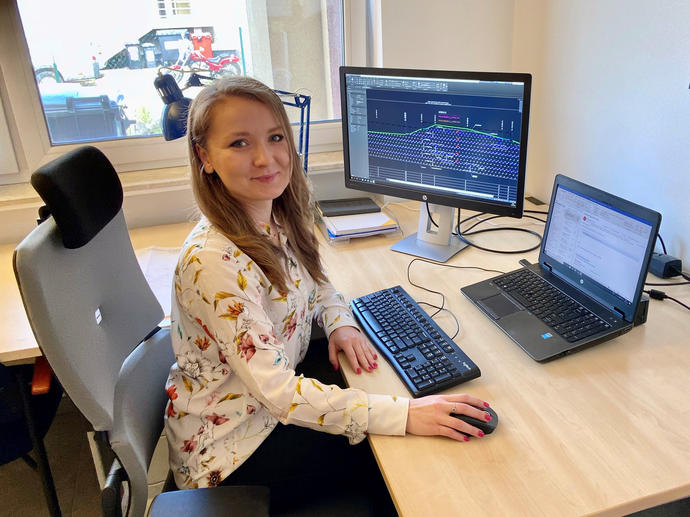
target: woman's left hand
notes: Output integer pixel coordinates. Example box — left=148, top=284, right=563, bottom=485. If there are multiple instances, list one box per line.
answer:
left=328, top=326, right=378, bottom=374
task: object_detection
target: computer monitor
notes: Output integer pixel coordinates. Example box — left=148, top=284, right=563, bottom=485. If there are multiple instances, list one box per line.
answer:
left=339, top=66, right=532, bottom=261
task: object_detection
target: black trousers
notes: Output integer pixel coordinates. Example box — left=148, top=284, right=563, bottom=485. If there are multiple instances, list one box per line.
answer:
left=219, top=338, right=396, bottom=515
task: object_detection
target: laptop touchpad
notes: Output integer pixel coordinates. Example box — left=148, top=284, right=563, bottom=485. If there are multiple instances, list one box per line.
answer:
left=478, top=294, right=522, bottom=320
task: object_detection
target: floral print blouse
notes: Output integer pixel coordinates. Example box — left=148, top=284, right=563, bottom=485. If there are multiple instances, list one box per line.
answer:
left=165, top=218, right=409, bottom=489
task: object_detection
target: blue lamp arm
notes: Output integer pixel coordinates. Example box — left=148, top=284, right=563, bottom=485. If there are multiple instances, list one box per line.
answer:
left=155, top=73, right=311, bottom=173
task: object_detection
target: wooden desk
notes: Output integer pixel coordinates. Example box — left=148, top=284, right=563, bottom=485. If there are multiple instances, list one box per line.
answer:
left=320, top=203, right=690, bottom=517
left=3, top=209, right=689, bottom=516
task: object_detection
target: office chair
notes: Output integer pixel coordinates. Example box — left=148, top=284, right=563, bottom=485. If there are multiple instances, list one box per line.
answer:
left=13, top=146, right=269, bottom=517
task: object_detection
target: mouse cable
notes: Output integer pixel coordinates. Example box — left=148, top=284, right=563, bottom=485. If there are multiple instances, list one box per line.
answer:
left=643, top=289, right=690, bottom=311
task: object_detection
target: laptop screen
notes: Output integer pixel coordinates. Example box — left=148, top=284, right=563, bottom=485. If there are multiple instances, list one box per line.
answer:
left=544, top=184, right=654, bottom=305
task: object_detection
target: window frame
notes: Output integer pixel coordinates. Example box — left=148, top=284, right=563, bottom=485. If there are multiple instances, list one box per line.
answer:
left=0, top=0, right=369, bottom=185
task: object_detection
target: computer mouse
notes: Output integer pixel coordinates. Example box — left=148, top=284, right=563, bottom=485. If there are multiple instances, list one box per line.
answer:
left=451, top=405, right=499, bottom=437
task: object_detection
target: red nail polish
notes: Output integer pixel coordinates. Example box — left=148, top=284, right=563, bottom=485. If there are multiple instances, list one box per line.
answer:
left=356, top=367, right=362, bottom=374
left=463, top=435, right=470, bottom=442
left=478, top=430, right=485, bottom=437
left=374, top=354, right=378, bottom=360
left=485, top=413, right=492, bottom=421
left=484, top=402, right=490, bottom=408
left=373, top=362, right=378, bottom=368
left=367, top=366, right=372, bottom=371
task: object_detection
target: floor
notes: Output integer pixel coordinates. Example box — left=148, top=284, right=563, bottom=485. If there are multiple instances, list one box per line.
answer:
left=0, top=396, right=101, bottom=517
left=0, top=395, right=688, bottom=517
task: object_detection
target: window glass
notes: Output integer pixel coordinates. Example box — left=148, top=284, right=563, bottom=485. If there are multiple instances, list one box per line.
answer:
left=16, top=0, right=343, bottom=146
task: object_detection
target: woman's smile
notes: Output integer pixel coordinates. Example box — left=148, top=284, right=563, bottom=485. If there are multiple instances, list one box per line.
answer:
left=252, top=172, right=281, bottom=183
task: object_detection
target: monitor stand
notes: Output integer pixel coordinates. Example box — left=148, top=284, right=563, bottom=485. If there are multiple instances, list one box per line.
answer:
left=391, top=203, right=467, bottom=262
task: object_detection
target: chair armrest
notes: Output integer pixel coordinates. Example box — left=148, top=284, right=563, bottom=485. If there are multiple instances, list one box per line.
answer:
left=31, top=356, right=53, bottom=395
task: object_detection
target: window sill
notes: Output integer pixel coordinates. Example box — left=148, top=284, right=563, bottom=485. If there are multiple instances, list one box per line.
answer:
left=0, top=150, right=344, bottom=208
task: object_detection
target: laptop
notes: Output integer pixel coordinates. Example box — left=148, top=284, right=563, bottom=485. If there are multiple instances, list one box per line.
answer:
left=461, top=174, right=661, bottom=362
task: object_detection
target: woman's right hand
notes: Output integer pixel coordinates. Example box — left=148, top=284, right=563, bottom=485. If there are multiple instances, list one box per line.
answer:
left=405, top=394, right=492, bottom=442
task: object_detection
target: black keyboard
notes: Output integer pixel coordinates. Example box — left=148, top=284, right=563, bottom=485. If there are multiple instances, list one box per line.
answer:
left=350, top=286, right=481, bottom=397
left=496, top=269, right=612, bottom=342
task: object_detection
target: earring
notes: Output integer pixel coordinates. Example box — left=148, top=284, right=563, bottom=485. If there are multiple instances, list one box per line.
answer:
left=203, top=163, right=213, bottom=174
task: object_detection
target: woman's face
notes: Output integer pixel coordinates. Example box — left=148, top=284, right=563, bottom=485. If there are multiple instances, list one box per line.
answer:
left=197, top=96, right=291, bottom=219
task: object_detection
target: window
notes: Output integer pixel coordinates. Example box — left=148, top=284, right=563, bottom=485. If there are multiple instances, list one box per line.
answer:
left=172, top=1, right=193, bottom=16
left=1, top=0, right=364, bottom=184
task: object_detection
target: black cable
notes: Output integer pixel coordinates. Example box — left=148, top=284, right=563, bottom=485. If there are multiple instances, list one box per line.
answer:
left=425, top=202, right=439, bottom=228
left=657, top=234, right=667, bottom=254
left=461, top=213, right=547, bottom=234
left=417, top=301, right=461, bottom=339
left=453, top=212, right=544, bottom=254
left=645, top=269, right=690, bottom=286
left=407, top=257, right=506, bottom=277
left=405, top=258, right=506, bottom=338
left=645, top=280, right=690, bottom=286
left=644, top=289, right=690, bottom=311
left=458, top=225, right=543, bottom=254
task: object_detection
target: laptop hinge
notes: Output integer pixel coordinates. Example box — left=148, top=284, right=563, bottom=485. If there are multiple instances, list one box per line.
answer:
left=613, top=306, right=626, bottom=319
left=543, top=261, right=553, bottom=272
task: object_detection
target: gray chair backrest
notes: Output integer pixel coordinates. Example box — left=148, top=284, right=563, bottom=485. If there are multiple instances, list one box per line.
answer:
left=110, top=327, right=173, bottom=517
left=13, top=146, right=164, bottom=432
left=14, top=211, right=163, bottom=430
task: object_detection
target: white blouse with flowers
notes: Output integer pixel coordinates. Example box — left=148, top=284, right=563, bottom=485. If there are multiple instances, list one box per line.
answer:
left=164, top=217, right=409, bottom=489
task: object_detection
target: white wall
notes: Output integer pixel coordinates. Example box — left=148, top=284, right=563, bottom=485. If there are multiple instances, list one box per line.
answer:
left=379, top=0, right=514, bottom=71
left=512, top=0, right=690, bottom=262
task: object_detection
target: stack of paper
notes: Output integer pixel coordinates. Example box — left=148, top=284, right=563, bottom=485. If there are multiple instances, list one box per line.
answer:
left=318, top=211, right=398, bottom=241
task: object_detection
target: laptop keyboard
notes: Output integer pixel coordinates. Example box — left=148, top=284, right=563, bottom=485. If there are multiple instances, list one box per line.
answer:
left=496, top=269, right=612, bottom=342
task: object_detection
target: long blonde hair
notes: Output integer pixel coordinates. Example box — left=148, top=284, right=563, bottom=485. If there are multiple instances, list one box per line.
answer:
left=187, top=76, right=326, bottom=292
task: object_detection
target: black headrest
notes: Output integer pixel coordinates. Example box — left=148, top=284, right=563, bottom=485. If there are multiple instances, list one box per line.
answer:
left=31, top=146, right=123, bottom=249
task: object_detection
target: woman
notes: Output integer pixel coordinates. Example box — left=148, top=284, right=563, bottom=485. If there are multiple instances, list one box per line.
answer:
left=164, top=76, right=492, bottom=508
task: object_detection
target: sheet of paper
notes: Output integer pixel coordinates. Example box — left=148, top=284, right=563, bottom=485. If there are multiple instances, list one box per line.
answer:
left=135, top=246, right=180, bottom=328
left=324, top=211, right=397, bottom=234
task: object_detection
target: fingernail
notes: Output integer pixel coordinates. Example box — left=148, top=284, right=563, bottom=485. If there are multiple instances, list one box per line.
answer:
left=478, top=430, right=485, bottom=437
left=373, top=362, right=378, bottom=368
left=367, top=366, right=372, bottom=371
left=374, top=354, right=378, bottom=360
left=356, top=367, right=362, bottom=374
left=485, top=413, right=492, bottom=421
left=484, top=402, right=490, bottom=408
left=463, top=435, right=470, bottom=442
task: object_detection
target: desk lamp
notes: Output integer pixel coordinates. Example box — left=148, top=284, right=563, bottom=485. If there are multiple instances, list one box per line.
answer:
left=154, top=72, right=311, bottom=172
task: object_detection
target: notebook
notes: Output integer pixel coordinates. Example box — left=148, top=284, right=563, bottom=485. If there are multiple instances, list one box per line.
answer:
left=461, top=174, right=661, bottom=362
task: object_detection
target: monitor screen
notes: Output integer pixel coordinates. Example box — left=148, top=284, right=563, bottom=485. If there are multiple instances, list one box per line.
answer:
left=339, top=67, right=532, bottom=261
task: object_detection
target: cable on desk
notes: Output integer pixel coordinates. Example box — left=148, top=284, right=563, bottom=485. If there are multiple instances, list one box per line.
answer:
left=405, top=258, right=506, bottom=338
left=417, top=301, right=461, bottom=339
left=643, top=289, right=690, bottom=311
left=455, top=212, right=545, bottom=254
